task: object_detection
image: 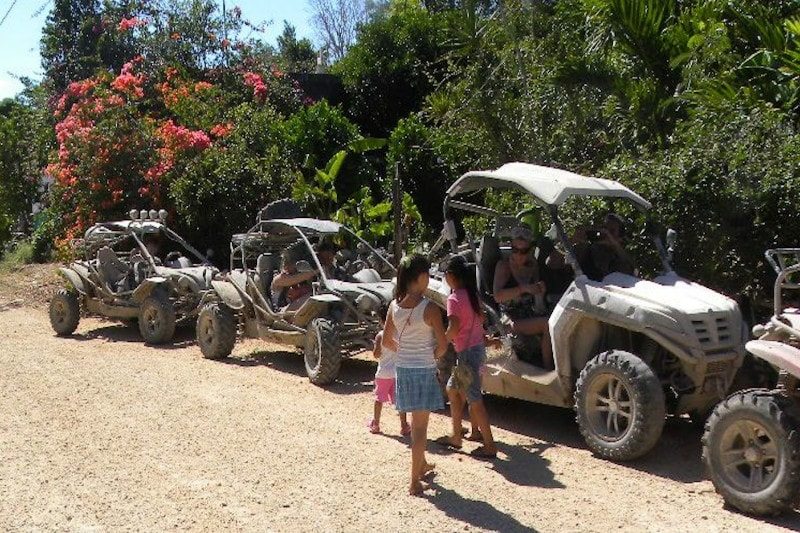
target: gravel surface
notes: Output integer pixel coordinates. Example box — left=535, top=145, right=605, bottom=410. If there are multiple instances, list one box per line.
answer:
left=1, top=305, right=798, bottom=532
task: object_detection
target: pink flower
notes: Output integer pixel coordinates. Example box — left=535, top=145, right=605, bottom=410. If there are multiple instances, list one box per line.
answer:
left=112, top=60, right=145, bottom=99
left=243, top=71, right=268, bottom=102
left=118, top=17, right=146, bottom=32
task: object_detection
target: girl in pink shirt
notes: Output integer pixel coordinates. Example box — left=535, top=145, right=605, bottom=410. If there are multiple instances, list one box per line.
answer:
left=437, top=255, right=497, bottom=458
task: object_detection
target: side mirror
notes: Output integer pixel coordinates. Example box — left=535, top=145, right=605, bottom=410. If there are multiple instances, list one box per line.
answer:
left=666, top=229, right=677, bottom=249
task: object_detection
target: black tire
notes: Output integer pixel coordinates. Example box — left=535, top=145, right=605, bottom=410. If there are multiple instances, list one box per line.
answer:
left=49, top=289, right=80, bottom=336
left=138, top=290, right=176, bottom=344
left=260, top=198, right=302, bottom=220
left=304, top=318, right=341, bottom=385
left=575, top=350, right=666, bottom=461
left=196, top=303, right=236, bottom=359
left=702, top=390, right=800, bottom=516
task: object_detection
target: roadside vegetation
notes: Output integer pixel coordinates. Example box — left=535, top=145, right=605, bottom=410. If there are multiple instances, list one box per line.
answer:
left=2, top=0, right=800, bottom=317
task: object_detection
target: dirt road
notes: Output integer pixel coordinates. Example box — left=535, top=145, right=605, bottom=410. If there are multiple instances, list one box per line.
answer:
left=1, top=307, right=797, bottom=532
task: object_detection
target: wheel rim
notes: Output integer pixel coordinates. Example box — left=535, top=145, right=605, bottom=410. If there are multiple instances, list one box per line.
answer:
left=586, top=372, right=635, bottom=442
left=306, top=327, right=321, bottom=370
left=199, top=313, right=215, bottom=346
left=717, top=419, right=780, bottom=493
left=143, top=306, right=161, bottom=335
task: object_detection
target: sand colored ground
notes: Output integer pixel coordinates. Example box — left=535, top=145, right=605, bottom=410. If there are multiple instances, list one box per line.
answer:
left=0, top=266, right=798, bottom=531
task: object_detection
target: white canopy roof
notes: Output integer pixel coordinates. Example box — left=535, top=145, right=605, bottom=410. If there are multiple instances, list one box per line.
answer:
left=446, top=162, right=651, bottom=209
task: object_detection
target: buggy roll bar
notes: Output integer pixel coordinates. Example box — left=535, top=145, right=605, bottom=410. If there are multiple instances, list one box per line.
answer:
left=765, top=248, right=800, bottom=318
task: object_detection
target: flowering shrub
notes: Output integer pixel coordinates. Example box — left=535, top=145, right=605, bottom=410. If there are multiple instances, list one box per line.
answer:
left=118, top=16, right=146, bottom=32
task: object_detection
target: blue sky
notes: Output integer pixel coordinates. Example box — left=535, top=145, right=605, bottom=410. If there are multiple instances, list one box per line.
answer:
left=0, top=0, right=315, bottom=99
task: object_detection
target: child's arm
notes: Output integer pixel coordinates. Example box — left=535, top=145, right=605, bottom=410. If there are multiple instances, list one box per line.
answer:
left=445, top=314, right=461, bottom=343
left=425, top=303, right=449, bottom=359
left=381, top=306, right=399, bottom=352
left=373, top=332, right=383, bottom=359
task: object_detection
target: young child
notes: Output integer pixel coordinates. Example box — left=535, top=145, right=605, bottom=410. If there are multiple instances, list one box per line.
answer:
left=369, top=330, right=411, bottom=436
left=382, top=254, right=448, bottom=495
left=437, top=255, right=498, bottom=458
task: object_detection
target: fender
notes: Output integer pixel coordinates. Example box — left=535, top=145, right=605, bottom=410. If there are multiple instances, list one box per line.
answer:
left=211, top=279, right=245, bottom=310
left=57, top=267, right=88, bottom=294
left=132, top=277, right=168, bottom=304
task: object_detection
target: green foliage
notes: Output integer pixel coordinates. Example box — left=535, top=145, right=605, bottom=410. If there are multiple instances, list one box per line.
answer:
left=0, top=241, right=36, bottom=271
left=332, top=6, right=449, bottom=135
left=277, top=21, right=317, bottom=72
left=168, top=103, right=295, bottom=258
left=604, top=101, right=800, bottom=304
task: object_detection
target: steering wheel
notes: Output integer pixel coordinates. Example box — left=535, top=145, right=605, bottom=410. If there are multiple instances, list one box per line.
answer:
left=165, top=251, right=182, bottom=264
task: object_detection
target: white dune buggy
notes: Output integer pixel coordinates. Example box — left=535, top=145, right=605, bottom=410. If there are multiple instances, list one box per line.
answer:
left=703, top=248, right=800, bottom=515
left=196, top=205, right=396, bottom=385
left=426, top=162, right=746, bottom=460
left=49, top=210, right=217, bottom=344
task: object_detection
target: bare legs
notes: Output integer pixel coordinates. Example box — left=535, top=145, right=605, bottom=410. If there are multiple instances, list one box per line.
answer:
left=445, top=389, right=497, bottom=454
left=372, top=402, right=410, bottom=434
left=468, top=399, right=497, bottom=454
left=446, top=388, right=466, bottom=447
left=511, top=317, right=553, bottom=370
left=409, top=410, right=432, bottom=495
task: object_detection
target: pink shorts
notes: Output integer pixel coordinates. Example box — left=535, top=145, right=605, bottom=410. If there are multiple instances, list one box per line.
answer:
left=374, top=377, right=396, bottom=404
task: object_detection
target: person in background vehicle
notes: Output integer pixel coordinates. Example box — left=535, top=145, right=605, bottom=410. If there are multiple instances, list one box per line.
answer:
left=493, top=225, right=554, bottom=370
left=316, top=239, right=349, bottom=281
left=271, top=245, right=317, bottom=312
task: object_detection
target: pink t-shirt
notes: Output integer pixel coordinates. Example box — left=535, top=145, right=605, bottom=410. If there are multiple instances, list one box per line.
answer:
left=447, top=288, right=485, bottom=353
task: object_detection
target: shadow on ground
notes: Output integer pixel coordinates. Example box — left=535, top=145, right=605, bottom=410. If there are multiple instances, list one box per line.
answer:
left=456, top=395, right=708, bottom=485
left=67, top=321, right=196, bottom=350
left=220, top=349, right=375, bottom=395
left=425, top=480, right=538, bottom=532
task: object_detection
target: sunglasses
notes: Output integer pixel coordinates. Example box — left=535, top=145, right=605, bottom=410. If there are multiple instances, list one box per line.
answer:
left=512, top=245, right=532, bottom=255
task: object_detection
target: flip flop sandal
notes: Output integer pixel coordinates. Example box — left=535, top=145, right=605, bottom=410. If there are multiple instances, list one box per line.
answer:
left=470, top=446, right=497, bottom=459
left=466, top=430, right=483, bottom=442
left=434, top=436, right=463, bottom=450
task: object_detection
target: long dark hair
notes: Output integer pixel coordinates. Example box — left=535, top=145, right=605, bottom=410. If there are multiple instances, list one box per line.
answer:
left=395, top=254, right=431, bottom=301
left=446, top=255, right=481, bottom=315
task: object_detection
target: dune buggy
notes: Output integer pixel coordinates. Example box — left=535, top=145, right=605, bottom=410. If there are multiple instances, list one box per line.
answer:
left=703, top=248, right=800, bottom=516
left=49, top=209, right=217, bottom=344
left=196, top=206, right=396, bottom=385
left=426, top=162, right=746, bottom=461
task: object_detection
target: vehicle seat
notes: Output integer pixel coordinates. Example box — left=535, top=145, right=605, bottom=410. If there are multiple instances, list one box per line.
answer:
left=97, top=246, right=129, bottom=292
left=477, top=234, right=501, bottom=309
left=256, top=253, right=277, bottom=308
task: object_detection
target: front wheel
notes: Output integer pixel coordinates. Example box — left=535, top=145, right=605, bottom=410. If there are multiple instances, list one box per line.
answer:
left=575, top=350, right=666, bottom=461
left=702, top=390, right=800, bottom=516
left=196, top=303, right=236, bottom=359
left=49, top=289, right=80, bottom=336
left=304, top=318, right=341, bottom=386
left=138, top=290, right=176, bottom=344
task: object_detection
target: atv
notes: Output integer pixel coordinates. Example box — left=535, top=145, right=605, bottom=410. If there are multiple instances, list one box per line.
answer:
left=196, top=201, right=396, bottom=385
left=702, top=248, right=800, bottom=516
left=426, top=162, right=746, bottom=461
left=49, top=209, right=217, bottom=344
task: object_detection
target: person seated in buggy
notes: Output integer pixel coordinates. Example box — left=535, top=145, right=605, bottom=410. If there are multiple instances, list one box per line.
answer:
left=315, top=238, right=350, bottom=281
left=492, top=225, right=554, bottom=369
left=571, top=213, right=635, bottom=281
left=271, top=243, right=317, bottom=312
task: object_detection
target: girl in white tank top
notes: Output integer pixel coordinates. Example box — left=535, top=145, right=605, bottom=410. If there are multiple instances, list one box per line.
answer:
left=380, top=254, right=447, bottom=495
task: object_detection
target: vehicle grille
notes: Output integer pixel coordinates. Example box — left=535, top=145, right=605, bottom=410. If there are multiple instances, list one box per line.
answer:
left=691, top=315, right=734, bottom=349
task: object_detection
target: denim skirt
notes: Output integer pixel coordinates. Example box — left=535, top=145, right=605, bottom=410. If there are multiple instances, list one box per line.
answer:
left=395, top=366, right=444, bottom=413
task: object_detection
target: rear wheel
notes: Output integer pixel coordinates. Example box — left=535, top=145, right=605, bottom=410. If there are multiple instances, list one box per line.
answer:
left=49, top=289, right=80, bottom=336
left=138, top=290, right=176, bottom=344
left=702, top=390, right=800, bottom=516
left=304, top=318, right=341, bottom=385
left=575, top=350, right=666, bottom=461
left=197, top=303, right=236, bottom=359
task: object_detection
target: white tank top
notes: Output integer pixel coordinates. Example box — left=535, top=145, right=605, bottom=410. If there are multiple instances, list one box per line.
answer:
left=391, top=297, right=436, bottom=369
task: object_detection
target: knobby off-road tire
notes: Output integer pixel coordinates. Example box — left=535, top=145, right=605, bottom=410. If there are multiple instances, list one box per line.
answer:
left=575, top=350, right=666, bottom=461
left=702, top=390, right=800, bottom=516
left=196, top=303, right=236, bottom=360
left=138, top=290, right=176, bottom=344
left=304, top=318, right=341, bottom=386
left=49, top=289, right=80, bottom=336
